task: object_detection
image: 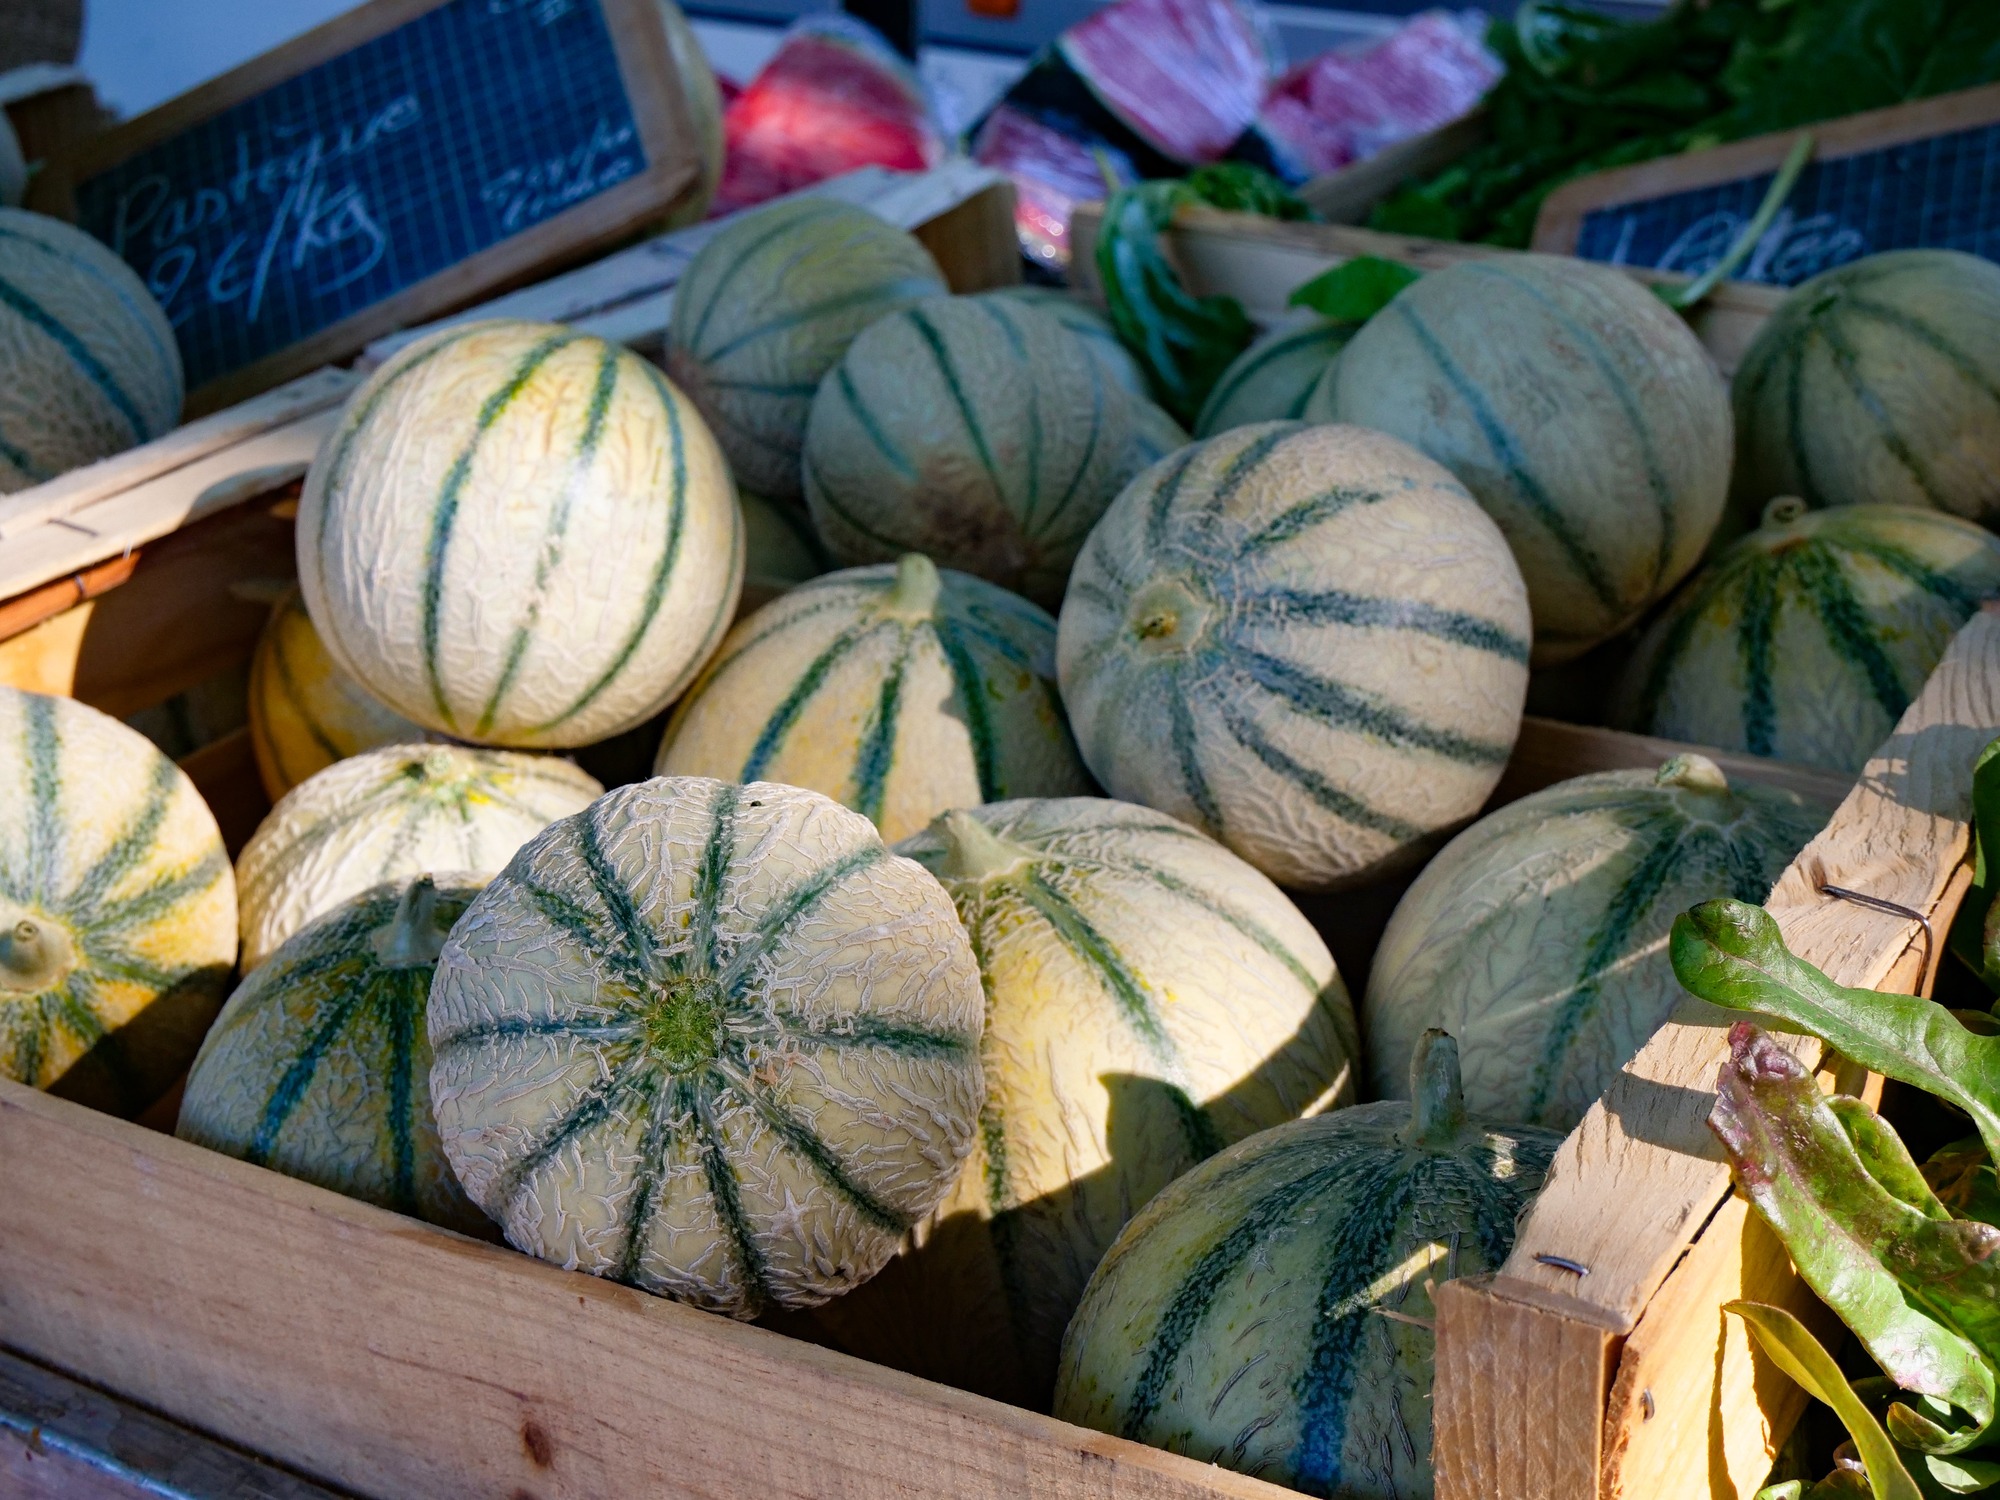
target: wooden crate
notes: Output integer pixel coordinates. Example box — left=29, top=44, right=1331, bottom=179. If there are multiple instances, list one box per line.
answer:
left=0, top=173, right=1992, bottom=1500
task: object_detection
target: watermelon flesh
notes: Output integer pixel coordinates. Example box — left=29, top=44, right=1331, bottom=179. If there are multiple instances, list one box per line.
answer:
left=1056, top=0, right=1273, bottom=166
left=711, top=16, right=944, bottom=216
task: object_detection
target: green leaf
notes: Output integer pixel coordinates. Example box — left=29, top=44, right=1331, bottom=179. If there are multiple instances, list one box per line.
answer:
left=1925, top=1139, right=2000, bottom=1229
left=1182, top=163, right=1310, bottom=221
left=1711, top=1026, right=2000, bottom=1454
left=1672, top=899, right=2000, bottom=1165
left=1286, top=256, right=1423, bottom=324
left=1831, top=1095, right=1954, bottom=1221
left=1950, top=737, right=2000, bottom=994
left=1730, top=1301, right=1926, bottom=1500
left=1922, top=1451, right=2000, bottom=1494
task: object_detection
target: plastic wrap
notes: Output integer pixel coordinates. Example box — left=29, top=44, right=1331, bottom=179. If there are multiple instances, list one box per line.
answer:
left=972, top=103, right=1140, bottom=270
left=711, top=15, right=945, bottom=217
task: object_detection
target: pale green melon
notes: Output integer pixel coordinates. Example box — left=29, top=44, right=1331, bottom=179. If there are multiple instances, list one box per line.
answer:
left=804, top=797, right=1357, bottom=1407
left=656, top=554, right=1092, bottom=842
left=0, top=687, right=235, bottom=1115
left=428, top=777, right=986, bottom=1316
left=665, top=198, right=949, bottom=501
left=0, top=207, right=183, bottom=493
left=1366, top=755, right=1827, bottom=1131
left=235, top=744, right=602, bottom=970
left=737, top=489, right=826, bottom=617
left=1731, top=250, right=2000, bottom=529
left=1057, top=422, right=1532, bottom=891
left=1612, top=500, right=2000, bottom=773
left=804, top=295, right=1178, bottom=608
left=298, top=320, right=744, bottom=748
left=178, top=874, right=491, bottom=1233
left=1329, top=254, right=1733, bottom=664
left=1055, top=1031, right=1561, bottom=1500
left=1196, top=311, right=1351, bottom=437
left=655, top=0, right=725, bottom=229
left=979, top=285, right=1148, bottom=397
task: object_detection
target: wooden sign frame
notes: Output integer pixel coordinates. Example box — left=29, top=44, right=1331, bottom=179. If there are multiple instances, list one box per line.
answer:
left=1533, top=82, right=2000, bottom=264
left=29, top=0, right=707, bottom=416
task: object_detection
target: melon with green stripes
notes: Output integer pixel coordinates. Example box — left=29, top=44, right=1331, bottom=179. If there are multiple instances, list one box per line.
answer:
left=1328, top=254, right=1732, bottom=664
left=664, top=197, right=948, bottom=502
left=1367, top=754, right=1827, bottom=1132
left=654, top=0, right=725, bottom=230
left=656, top=553, right=1092, bottom=842
left=0, top=687, right=235, bottom=1116
left=803, top=797, right=1358, bottom=1408
left=297, top=319, right=743, bottom=749
left=1612, top=500, right=2000, bottom=774
left=235, top=743, right=602, bottom=971
left=736, top=489, right=826, bottom=617
left=0, top=207, right=182, bottom=494
left=248, top=586, right=429, bottom=801
left=804, top=294, right=1180, bottom=608
left=1056, top=422, right=1532, bottom=892
left=978, top=285, right=1149, bottom=398
left=428, top=776, right=985, bottom=1316
left=1195, top=310, right=1352, bottom=437
left=1731, top=250, right=2000, bottom=529
left=177, top=874, right=491, bottom=1233
left=1055, top=1031, right=1561, bottom=1500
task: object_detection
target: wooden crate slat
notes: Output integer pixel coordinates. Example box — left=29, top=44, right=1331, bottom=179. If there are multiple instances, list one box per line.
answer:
left=0, top=1081, right=1294, bottom=1500
left=1436, top=609, right=2000, bottom=1500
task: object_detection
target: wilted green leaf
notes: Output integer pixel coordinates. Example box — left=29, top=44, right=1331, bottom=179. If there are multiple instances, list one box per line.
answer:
left=1673, top=899, right=2000, bottom=1164
left=1711, top=1025, right=1999, bottom=1454
left=1731, top=1301, right=1925, bottom=1500
left=1286, top=256, right=1422, bottom=324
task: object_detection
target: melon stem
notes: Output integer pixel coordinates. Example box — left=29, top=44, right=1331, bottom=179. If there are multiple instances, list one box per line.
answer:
left=0, top=915, right=73, bottom=992
left=1762, top=496, right=1809, bottom=529
left=1655, top=753, right=1731, bottom=797
left=883, top=554, right=943, bottom=619
left=1405, top=1029, right=1469, bottom=1149
left=376, top=876, right=447, bottom=969
left=935, top=810, right=1035, bottom=885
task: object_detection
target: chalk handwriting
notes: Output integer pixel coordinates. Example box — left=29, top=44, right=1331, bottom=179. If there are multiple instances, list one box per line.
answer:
left=485, top=0, right=576, bottom=24
left=1601, top=205, right=1868, bottom=286
left=480, top=117, right=639, bottom=234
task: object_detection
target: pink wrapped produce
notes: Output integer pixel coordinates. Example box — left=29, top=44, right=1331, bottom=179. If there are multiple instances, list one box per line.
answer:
left=1056, top=0, right=1275, bottom=166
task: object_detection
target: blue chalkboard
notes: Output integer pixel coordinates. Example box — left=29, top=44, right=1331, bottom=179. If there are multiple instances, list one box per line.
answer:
left=71, top=0, right=649, bottom=391
left=1572, top=120, right=2000, bottom=288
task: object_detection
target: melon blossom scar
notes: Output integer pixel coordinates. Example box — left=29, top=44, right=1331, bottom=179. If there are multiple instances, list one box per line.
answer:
left=107, top=94, right=421, bottom=326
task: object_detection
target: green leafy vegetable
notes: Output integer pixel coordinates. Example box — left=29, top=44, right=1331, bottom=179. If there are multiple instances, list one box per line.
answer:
left=1094, top=166, right=1308, bottom=425
left=1287, top=256, right=1422, bottom=324
left=1950, top=737, right=2000, bottom=993
left=1373, top=0, right=2000, bottom=249
left=1732, top=1301, right=1925, bottom=1500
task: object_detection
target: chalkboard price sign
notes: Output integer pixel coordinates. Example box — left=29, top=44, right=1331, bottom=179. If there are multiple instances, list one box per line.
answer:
left=34, top=0, right=704, bottom=413
left=1534, top=85, right=2000, bottom=290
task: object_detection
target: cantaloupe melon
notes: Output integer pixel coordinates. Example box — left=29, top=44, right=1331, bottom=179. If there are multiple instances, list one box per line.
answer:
left=1731, top=250, right=2000, bottom=528
left=247, top=586, right=428, bottom=801
left=805, top=295, right=1175, bottom=607
left=737, top=489, right=825, bottom=616
left=0, top=687, right=235, bottom=1115
left=178, top=873, right=491, bottom=1233
left=980, top=285, right=1148, bottom=397
left=655, top=554, right=1092, bottom=841
left=0, top=207, right=183, bottom=493
left=1195, top=310, right=1350, bottom=437
left=665, top=198, right=948, bottom=501
left=1612, top=500, right=2000, bottom=773
left=656, top=0, right=725, bottom=229
left=1328, top=255, right=1732, bottom=664
left=1057, top=422, right=1532, bottom=891
left=428, top=776, right=985, bottom=1316
left=298, top=320, right=743, bottom=748
left=803, top=797, right=1357, bottom=1407
left=235, top=743, right=601, bottom=970
left=1055, top=1032, right=1562, bottom=1500
left=1366, top=755, right=1826, bottom=1130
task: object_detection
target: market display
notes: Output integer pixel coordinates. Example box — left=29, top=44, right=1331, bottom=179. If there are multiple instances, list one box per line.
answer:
left=655, top=554, right=1091, bottom=842
left=1057, top=421, right=1531, bottom=890
left=803, top=294, right=1178, bottom=607
left=1326, top=254, right=1734, bottom=663
left=1613, top=501, right=2000, bottom=773
left=0, top=688, right=234, bottom=1115
left=665, top=197, right=948, bottom=501
left=428, top=777, right=984, bottom=1316
left=299, top=321, right=744, bottom=750
left=810, top=797, right=1356, bottom=1405
left=246, top=586, right=428, bottom=801
left=177, top=874, right=490, bottom=1234
left=1366, top=755, right=1826, bottom=1130
left=0, top=207, right=182, bottom=493
left=234, top=745, right=602, bottom=971
left=1053, top=1030, right=1562, bottom=1498
left=1731, top=251, right=2000, bottom=528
